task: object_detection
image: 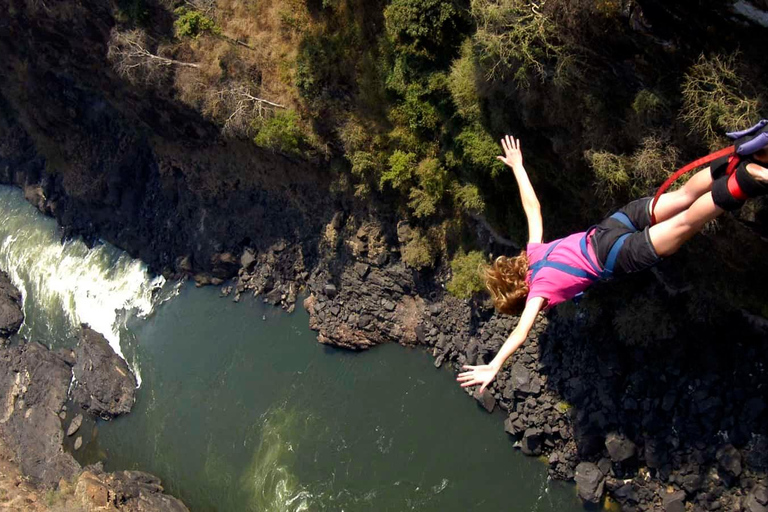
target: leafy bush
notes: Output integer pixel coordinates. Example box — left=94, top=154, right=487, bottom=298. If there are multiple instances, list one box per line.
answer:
left=400, top=228, right=436, bottom=269
left=381, top=150, right=417, bottom=190
left=629, top=136, right=679, bottom=193
left=408, top=158, right=450, bottom=217
left=471, top=0, right=566, bottom=85
left=632, top=89, right=663, bottom=116
left=447, top=250, right=486, bottom=299
left=253, top=110, right=304, bottom=154
left=456, top=125, right=505, bottom=176
left=451, top=182, right=486, bottom=214
left=174, top=7, right=220, bottom=38
left=681, top=53, right=762, bottom=145
left=448, top=39, right=483, bottom=122
left=384, top=0, right=463, bottom=59
left=389, top=86, right=441, bottom=134
left=585, top=149, right=630, bottom=197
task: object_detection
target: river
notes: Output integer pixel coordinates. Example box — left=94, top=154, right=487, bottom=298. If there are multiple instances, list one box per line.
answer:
left=0, top=185, right=588, bottom=511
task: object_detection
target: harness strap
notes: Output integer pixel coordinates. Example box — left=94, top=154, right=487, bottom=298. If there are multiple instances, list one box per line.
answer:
left=603, top=233, right=632, bottom=277
left=532, top=210, right=639, bottom=288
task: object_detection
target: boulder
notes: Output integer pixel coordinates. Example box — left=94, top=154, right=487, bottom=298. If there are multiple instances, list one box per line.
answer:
left=574, top=462, right=605, bottom=503
left=66, top=414, right=83, bottom=436
left=72, top=325, right=136, bottom=419
left=0, top=271, right=23, bottom=338
left=521, top=428, right=543, bottom=456
left=240, top=249, right=256, bottom=271
left=662, top=489, right=686, bottom=512
left=0, top=341, right=79, bottom=485
left=324, top=284, right=338, bottom=298
left=605, top=432, right=636, bottom=463
left=510, top=363, right=542, bottom=395
left=717, top=444, right=743, bottom=478
left=474, top=389, right=496, bottom=413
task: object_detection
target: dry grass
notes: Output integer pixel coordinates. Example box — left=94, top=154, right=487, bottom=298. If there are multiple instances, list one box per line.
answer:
left=152, top=0, right=311, bottom=137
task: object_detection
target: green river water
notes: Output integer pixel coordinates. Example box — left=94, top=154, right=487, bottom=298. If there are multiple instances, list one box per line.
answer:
left=0, top=185, right=588, bottom=512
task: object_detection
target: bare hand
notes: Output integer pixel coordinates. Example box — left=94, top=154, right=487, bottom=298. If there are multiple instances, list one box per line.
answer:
left=456, top=364, right=499, bottom=394
left=497, top=135, right=524, bottom=170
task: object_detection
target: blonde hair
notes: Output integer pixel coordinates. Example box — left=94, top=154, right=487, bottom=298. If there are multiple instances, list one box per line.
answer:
left=483, top=252, right=529, bottom=315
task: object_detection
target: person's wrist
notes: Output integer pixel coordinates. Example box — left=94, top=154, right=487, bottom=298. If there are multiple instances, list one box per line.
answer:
left=489, top=359, right=502, bottom=372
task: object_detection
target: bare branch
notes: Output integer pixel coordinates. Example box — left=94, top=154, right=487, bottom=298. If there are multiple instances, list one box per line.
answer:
left=209, top=84, right=285, bottom=137
left=108, top=29, right=200, bottom=84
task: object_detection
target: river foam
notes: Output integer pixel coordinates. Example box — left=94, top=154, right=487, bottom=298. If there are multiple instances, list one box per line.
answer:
left=0, top=186, right=166, bottom=385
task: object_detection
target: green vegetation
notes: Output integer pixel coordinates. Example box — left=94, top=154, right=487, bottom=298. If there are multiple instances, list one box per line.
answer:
left=253, top=110, right=304, bottom=155
left=401, top=229, right=437, bottom=269
left=384, top=0, right=465, bottom=59
left=174, top=7, right=220, bottom=39
left=470, top=0, right=567, bottom=85
left=446, top=250, right=486, bottom=298
left=632, top=89, right=663, bottom=117
left=585, top=150, right=630, bottom=198
left=681, top=53, right=761, bottom=146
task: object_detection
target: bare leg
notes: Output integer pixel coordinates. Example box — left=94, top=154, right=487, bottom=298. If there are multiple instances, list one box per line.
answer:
left=649, top=191, right=723, bottom=257
left=652, top=167, right=715, bottom=223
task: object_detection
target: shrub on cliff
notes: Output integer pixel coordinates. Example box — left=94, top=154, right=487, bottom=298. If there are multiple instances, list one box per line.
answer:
left=400, top=228, right=437, bottom=269
left=585, top=149, right=630, bottom=201
left=384, top=0, right=465, bottom=59
left=451, top=183, right=486, bottom=215
left=448, top=40, right=483, bottom=122
left=408, top=158, right=450, bottom=218
left=681, top=53, right=762, bottom=147
left=457, top=125, right=505, bottom=176
left=471, top=0, right=567, bottom=85
left=447, top=250, right=486, bottom=299
left=174, top=7, right=220, bottom=39
left=381, top=150, right=417, bottom=191
left=253, top=110, right=304, bottom=155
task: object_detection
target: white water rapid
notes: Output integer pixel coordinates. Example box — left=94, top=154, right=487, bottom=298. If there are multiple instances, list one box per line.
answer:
left=0, top=186, right=168, bottom=385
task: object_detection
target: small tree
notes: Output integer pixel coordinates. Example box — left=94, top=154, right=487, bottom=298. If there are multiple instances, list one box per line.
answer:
left=471, top=0, right=567, bottom=85
left=384, top=0, right=463, bottom=59
left=174, top=7, right=221, bottom=39
left=381, top=150, right=417, bottom=191
left=253, top=110, right=304, bottom=154
left=448, top=39, right=483, bottom=122
left=681, top=53, right=761, bottom=146
left=447, top=250, right=486, bottom=299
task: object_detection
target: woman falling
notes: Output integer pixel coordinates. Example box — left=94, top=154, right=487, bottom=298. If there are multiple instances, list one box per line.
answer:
left=458, top=130, right=768, bottom=393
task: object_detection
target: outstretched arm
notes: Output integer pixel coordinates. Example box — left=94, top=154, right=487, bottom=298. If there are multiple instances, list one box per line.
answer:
left=497, top=135, right=543, bottom=244
left=456, top=297, right=545, bottom=393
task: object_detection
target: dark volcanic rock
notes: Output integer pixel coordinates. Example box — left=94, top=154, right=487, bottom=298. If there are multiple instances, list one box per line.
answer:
left=0, top=271, right=22, bottom=338
left=662, top=489, right=686, bottom=512
left=521, top=428, right=543, bottom=456
left=717, top=444, right=743, bottom=478
left=574, top=462, right=605, bottom=503
left=605, top=432, right=636, bottom=462
left=0, top=341, right=79, bottom=485
left=72, top=325, right=136, bottom=419
left=475, top=389, right=496, bottom=413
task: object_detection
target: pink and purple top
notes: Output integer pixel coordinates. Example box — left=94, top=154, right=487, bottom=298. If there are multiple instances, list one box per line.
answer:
left=525, top=232, right=601, bottom=309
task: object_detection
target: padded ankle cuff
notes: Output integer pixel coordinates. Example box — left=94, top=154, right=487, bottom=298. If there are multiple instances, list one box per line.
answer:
left=712, top=175, right=745, bottom=211
left=709, top=155, right=731, bottom=180
left=734, top=161, right=768, bottom=197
